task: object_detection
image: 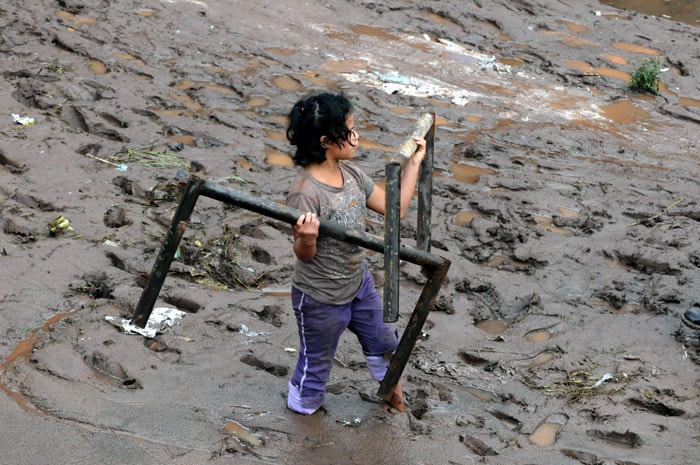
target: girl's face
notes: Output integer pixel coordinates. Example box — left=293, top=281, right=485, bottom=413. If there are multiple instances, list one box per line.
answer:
left=324, top=113, right=358, bottom=162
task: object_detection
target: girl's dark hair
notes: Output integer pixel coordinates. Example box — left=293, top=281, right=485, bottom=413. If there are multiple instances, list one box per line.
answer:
left=286, top=92, right=354, bottom=167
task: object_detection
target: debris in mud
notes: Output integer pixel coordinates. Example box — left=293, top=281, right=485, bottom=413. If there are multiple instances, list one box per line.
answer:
left=103, top=206, right=130, bottom=228
left=105, top=306, right=186, bottom=338
left=112, top=147, right=190, bottom=170
left=48, top=215, right=73, bottom=236
left=11, top=113, right=35, bottom=126
left=522, top=369, right=626, bottom=402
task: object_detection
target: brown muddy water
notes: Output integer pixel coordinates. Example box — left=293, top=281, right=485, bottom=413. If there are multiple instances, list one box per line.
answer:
left=601, top=0, right=700, bottom=25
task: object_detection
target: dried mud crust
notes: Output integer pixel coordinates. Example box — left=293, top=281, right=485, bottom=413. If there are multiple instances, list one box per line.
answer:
left=0, top=0, right=699, bottom=464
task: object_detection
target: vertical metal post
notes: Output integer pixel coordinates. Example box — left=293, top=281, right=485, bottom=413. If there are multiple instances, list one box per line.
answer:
left=131, top=178, right=204, bottom=328
left=416, top=112, right=435, bottom=252
left=383, top=162, right=401, bottom=323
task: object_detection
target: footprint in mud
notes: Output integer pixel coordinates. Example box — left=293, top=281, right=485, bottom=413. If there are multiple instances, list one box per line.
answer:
left=459, top=434, right=498, bottom=456
left=586, top=428, right=643, bottom=448
left=529, top=412, right=569, bottom=446
left=85, top=352, right=141, bottom=389
left=626, top=398, right=685, bottom=417
left=240, top=352, right=288, bottom=377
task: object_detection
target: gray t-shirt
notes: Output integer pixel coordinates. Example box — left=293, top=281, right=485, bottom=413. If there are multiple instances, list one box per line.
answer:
left=286, top=161, right=374, bottom=305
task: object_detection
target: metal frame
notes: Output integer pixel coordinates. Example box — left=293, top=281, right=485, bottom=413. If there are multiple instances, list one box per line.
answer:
left=130, top=113, right=449, bottom=402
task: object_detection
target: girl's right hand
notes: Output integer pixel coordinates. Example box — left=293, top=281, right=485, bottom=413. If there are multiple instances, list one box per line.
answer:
left=293, top=212, right=319, bottom=262
left=294, top=212, right=319, bottom=241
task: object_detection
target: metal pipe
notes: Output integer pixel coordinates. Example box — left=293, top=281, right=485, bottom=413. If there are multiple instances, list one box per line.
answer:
left=131, top=178, right=204, bottom=328
left=383, top=162, right=401, bottom=323
left=199, top=181, right=445, bottom=267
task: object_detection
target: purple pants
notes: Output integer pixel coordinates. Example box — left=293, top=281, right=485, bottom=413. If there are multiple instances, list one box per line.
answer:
left=287, top=268, right=398, bottom=414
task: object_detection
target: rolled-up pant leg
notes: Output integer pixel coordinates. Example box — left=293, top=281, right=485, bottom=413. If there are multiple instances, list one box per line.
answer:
left=347, top=269, right=399, bottom=381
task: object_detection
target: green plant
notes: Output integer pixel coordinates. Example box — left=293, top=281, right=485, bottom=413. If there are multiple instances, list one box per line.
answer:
left=628, top=57, right=663, bottom=94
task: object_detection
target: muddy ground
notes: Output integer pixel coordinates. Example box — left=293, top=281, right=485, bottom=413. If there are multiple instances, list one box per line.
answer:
left=1, top=0, right=699, bottom=464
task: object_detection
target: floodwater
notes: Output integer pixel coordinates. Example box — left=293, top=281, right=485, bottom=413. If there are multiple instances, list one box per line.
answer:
left=600, top=0, right=700, bottom=25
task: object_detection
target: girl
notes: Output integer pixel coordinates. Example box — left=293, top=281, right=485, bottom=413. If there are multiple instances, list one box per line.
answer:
left=285, top=92, right=426, bottom=414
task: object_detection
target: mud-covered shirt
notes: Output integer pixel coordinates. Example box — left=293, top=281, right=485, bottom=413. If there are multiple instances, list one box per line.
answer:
left=286, top=162, right=374, bottom=305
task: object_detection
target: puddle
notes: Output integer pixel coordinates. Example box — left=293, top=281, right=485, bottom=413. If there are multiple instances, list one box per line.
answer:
left=612, top=42, right=661, bottom=56
left=420, top=11, right=464, bottom=36
left=680, top=96, right=700, bottom=110
left=271, top=75, right=306, bottom=92
left=454, top=210, right=483, bottom=227
left=168, top=92, right=205, bottom=113
left=1, top=311, right=72, bottom=414
left=248, top=97, right=269, bottom=108
left=464, top=387, right=500, bottom=402
left=526, top=351, right=556, bottom=368
left=88, top=61, right=108, bottom=74
left=600, top=0, right=700, bottom=26
left=265, top=47, right=295, bottom=56
left=264, top=147, right=294, bottom=167
left=169, top=134, right=196, bottom=147
left=563, top=60, right=631, bottom=82
left=602, top=54, right=628, bottom=66
left=298, top=70, right=342, bottom=89
left=236, top=157, right=253, bottom=170
left=530, top=422, right=563, bottom=446
left=351, top=24, right=401, bottom=42
left=525, top=329, right=552, bottom=342
left=222, top=419, right=263, bottom=447
left=55, top=10, right=97, bottom=27
left=319, top=59, right=369, bottom=74
left=539, top=30, right=600, bottom=48
left=474, top=319, right=511, bottom=335
left=264, top=129, right=287, bottom=142
left=498, top=57, right=524, bottom=67
left=114, top=52, right=145, bottom=66
left=451, top=163, right=496, bottom=184
left=533, top=216, right=573, bottom=236
left=555, top=20, right=590, bottom=34
left=599, top=99, right=651, bottom=125
left=134, top=8, right=158, bottom=17
left=604, top=257, right=633, bottom=271
left=359, top=139, right=395, bottom=152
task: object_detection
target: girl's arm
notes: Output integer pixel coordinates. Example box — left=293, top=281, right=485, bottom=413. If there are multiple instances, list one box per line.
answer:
left=366, top=136, right=427, bottom=219
left=293, top=211, right=320, bottom=262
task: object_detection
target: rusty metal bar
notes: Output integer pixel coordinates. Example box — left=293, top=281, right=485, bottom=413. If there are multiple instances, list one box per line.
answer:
left=383, top=162, right=401, bottom=323
left=377, top=256, right=450, bottom=401
left=131, top=179, right=450, bottom=325
left=131, top=178, right=205, bottom=328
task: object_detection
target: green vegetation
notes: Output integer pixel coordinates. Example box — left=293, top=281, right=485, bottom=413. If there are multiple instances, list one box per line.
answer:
left=628, top=57, right=664, bottom=95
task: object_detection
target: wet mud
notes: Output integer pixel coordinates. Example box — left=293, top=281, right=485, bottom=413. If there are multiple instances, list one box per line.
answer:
left=0, top=0, right=699, bottom=464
